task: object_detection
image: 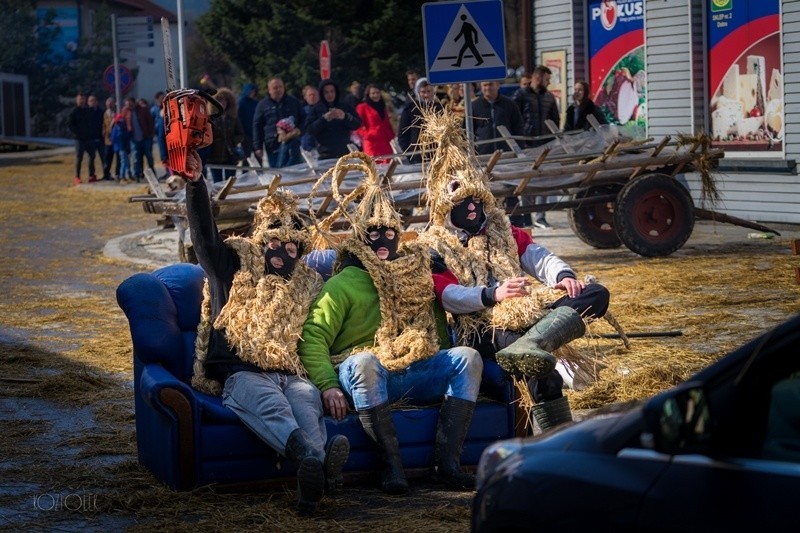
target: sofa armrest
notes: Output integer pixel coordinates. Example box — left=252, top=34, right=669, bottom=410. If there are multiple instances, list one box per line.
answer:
left=139, top=363, right=199, bottom=489
left=140, top=363, right=200, bottom=420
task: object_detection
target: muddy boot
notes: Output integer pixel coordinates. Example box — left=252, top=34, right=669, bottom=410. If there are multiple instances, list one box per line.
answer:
left=285, top=428, right=325, bottom=516
left=432, top=396, right=476, bottom=491
left=532, top=395, right=573, bottom=432
left=359, top=403, right=409, bottom=495
left=324, top=434, right=350, bottom=494
left=495, top=307, right=586, bottom=378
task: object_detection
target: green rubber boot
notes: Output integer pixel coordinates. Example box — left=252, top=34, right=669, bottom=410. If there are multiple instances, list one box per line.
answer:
left=495, top=306, right=587, bottom=378
left=532, top=395, right=573, bottom=432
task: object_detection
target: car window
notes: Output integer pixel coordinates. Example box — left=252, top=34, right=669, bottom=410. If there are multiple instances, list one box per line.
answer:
left=762, top=373, right=800, bottom=463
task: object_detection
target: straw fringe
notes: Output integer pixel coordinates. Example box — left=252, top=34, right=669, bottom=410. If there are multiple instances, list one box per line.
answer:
left=213, top=241, right=322, bottom=377
left=308, top=152, right=402, bottom=249
left=334, top=238, right=440, bottom=371
left=192, top=280, right=220, bottom=395
left=305, top=151, right=440, bottom=371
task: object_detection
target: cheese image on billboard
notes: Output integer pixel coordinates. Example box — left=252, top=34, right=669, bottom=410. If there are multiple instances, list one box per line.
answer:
left=711, top=54, right=782, bottom=142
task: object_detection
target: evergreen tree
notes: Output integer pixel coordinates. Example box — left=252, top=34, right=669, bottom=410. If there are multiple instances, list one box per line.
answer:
left=198, top=0, right=426, bottom=95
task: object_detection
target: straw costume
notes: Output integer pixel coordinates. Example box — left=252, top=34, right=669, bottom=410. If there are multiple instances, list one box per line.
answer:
left=415, top=110, right=610, bottom=432
left=183, top=171, right=348, bottom=516
left=298, top=152, right=483, bottom=493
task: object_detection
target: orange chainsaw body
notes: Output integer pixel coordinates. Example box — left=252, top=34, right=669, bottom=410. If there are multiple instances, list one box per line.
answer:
left=162, top=89, right=214, bottom=178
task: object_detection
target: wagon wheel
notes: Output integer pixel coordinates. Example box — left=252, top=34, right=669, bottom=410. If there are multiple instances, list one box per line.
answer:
left=614, top=173, right=694, bottom=257
left=568, top=184, right=623, bottom=249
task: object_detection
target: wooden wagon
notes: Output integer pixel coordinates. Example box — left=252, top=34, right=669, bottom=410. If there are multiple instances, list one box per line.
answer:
left=131, top=127, right=779, bottom=260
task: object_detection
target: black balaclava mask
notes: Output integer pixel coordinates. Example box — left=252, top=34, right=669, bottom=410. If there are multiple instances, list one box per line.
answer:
left=264, top=239, right=301, bottom=278
left=450, top=195, right=485, bottom=234
left=365, top=226, right=399, bottom=261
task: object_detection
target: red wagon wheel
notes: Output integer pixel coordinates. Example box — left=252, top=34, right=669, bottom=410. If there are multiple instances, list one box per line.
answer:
left=568, top=184, right=623, bottom=249
left=614, top=173, right=695, bottom=257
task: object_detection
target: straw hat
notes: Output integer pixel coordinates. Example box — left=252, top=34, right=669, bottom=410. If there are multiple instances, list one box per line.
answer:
left=417, top=108, right=498, bottom=226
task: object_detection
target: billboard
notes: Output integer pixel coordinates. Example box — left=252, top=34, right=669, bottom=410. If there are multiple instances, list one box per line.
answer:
left=37, top=8, right=80, bottom=64
left=708, top=0, right=783, bottom=154
left=587, top=0, right=646, bottom=137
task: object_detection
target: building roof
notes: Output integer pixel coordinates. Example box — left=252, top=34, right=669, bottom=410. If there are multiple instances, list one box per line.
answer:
left=111, top=0, right=176, bottom=23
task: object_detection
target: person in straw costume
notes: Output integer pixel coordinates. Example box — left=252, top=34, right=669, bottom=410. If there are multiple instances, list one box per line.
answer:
left=414, top=110, right=610, bottom=431
left=298, top=152, right=483, bottom=494
left=181, top=149, right=349, bottom=516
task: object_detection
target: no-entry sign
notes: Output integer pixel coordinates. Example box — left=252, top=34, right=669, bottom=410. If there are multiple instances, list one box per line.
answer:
left=320, top=40, right=331, bottom=80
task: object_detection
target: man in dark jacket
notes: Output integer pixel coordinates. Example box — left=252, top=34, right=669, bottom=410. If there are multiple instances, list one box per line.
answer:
left=473, top=80, right=528, bottom=226
left=513, top=65, right=559, bottom=147
left=305, top=79, right=361, bottom=160
left=237, top=83, right=258, bottom=158
left=68, top=93, right=97, bottom=185
left=513, top=65, right=560, bottom=229
left=471, top=81, right=524, bottom=155
left=253, top=77, right=305, bottom=168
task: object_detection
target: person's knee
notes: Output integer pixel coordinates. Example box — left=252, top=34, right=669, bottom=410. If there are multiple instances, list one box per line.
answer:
left=340, top=352, right=383, bottom=389
left=451, top=346, right=483, bottom=379
left=585, top=283, right=610, bottom=319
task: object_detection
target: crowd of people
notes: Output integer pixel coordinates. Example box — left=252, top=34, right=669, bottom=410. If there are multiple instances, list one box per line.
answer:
left=170, top=88, right=610, bottom=516
left=69, top=65, right=604, bottom=194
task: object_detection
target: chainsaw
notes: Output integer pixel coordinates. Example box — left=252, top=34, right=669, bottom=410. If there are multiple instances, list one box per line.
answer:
left=160, top=18, right=222, bottom=178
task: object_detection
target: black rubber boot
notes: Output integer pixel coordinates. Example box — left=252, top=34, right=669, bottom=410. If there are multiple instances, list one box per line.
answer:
left=495, top=306, right=586, bottom=378
left=532, top=395, right=573, bottom=432
left=285, top=428, right=325, bottom=516
left=324, top=434, right=350, bottom=494
left=358, top=403, right=409, bottom=495
left=432, top=396, right=476, bottom=491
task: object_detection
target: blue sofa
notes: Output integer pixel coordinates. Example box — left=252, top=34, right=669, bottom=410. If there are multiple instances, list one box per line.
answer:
left=117, top=261, right=517, bottom=490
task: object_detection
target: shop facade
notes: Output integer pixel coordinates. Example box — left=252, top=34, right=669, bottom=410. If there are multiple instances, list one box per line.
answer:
left=531, top=0, right=799, bottom=224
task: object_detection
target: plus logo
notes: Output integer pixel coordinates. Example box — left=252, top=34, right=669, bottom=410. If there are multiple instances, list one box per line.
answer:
left=600, top=0, right=617, bottom=30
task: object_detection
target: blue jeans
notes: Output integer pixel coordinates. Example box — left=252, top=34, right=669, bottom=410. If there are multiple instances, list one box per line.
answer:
left=222, top=371, right=326, bottom=459
left=267, top=140, right=301, bottom=168
left=131, top=138, right=155, bottom=178
left=338, top=347, right=483, bottom=410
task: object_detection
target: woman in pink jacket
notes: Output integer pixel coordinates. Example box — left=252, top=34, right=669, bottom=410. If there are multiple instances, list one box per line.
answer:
left=356, top=84, right=396, bottom=161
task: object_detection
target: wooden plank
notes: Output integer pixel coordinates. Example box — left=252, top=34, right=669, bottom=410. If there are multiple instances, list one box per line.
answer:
left=496, top=125, right=525, bottom=156
left=381, top=160, right=399, bottom=184
left=267, top=174, right=282, bottom=195
left=694, top=207, right=781, bottom=235
left=630, top=136, right=671, bottom=180
left=215, top=175, right=238, bottom=201
left=512, top=148, right=551, bottom=195
left=143, top=168, right=166, bottom=199
left=485, top=150, right=504, bottom=175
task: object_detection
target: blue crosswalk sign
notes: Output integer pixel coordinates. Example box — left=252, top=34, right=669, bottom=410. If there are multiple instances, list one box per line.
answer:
left=422, top=0, right=507, bottom=84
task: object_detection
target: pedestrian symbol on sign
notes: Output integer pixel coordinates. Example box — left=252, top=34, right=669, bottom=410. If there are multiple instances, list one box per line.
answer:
left=429, top=5, right=504, bottom=74
left=423, top=0, right=506, bottom=84
left=452, top=15, right=483, bottom=67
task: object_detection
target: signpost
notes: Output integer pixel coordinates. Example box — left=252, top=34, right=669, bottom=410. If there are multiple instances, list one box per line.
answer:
left=422, top=0, right=507, bottom=85
left=320, top=40, right=331, bottom=80
left=422, top=0, right=507, bottom=141
left=103, top=64, right=133, bottom=95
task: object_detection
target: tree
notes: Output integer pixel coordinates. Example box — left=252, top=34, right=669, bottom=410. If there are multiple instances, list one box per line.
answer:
left=1, top=1, right=115, bottom=136
left=197, top=0, right=426, bottom=95
left=0, top=1, right=67, bottom=134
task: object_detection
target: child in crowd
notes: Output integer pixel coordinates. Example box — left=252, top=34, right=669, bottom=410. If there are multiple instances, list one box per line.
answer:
left=111, top=114, right=132, bottom=183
